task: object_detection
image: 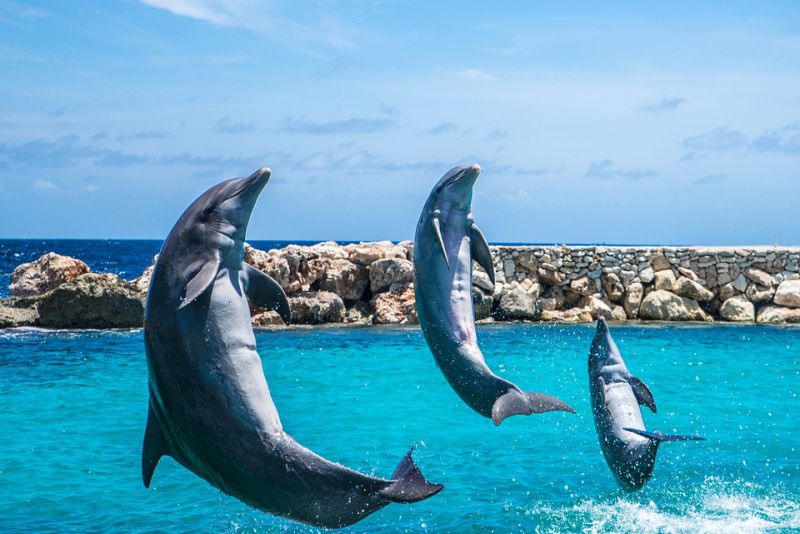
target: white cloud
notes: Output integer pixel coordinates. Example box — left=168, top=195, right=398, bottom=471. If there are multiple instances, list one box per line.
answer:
left=33, top=179, right=57, bottom=191
left=457, top=68, right=497, bottom=81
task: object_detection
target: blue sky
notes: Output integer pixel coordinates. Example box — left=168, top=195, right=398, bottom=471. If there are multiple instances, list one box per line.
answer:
left=0, top=1, right=798, bottom=244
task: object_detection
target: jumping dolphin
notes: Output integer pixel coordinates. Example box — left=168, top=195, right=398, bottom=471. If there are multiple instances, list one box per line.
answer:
left=588, top=317, right=705, bottom=491
left=142, top=168, right=442, bottom=528
left=413, top=164, right=574, bottom=425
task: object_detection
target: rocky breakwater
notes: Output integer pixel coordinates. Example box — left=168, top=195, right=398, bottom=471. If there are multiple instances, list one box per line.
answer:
left=3, top=243, right=800, bottom=329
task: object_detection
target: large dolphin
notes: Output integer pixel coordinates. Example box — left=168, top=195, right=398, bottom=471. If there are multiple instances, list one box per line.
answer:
left=143, top=168, right=442, bottom=528
left=588, top=317, right=705, bottom=491
left=413, top=164, right=574, bottom=425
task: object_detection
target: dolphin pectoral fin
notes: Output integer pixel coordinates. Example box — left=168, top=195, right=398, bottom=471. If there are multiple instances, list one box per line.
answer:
left=243, top=264, right=291, bottom=324
left=491, top=390, right=575, bottom=426
left=142, top=404, right=169, bottom=488
left=431, top=217, right=449, bottom=268
left=179, top=256, right=220, bottom=310
left=623, top=427, right=707, bottom=442
left=469, top=223, right=495, bottom=285
left=628, top=375, right=657, bottom=413
left=379, top=447, right=443, bottom=503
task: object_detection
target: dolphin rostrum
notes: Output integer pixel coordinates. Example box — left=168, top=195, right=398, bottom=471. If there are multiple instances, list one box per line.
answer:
left=413, top=164, right=574, bottom=425
left=142, top=168, right=442, bottom=528
left=588, top=317, right=705, bottom=491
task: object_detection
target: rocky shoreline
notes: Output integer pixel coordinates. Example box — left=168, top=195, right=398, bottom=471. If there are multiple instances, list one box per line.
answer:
left=2, top=243, right=800, bottom=329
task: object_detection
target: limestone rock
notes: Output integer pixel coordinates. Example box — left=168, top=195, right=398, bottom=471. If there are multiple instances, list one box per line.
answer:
left=623, top=283, right=644, bottom=319
left=0, top=305, right=38, bottom=328
left=719, top=296, right=755, bottom=321
left=497, top=284, right=538, bottom=320
left=540, top=308, right=593, bottom=323
left=719, top=283, right=737, bottom=301
left=569, top=277, right=593, bottom=297
left=473, top=287, right=493, bottom=320
left=745, top=267, right=773, bottom=288
left=36, top=273, right=144, bottom=328
left=581, top=295, right=613, bottom=320
left=372, top=282, right=417, bottom=325
left=537, top=263, right=562, bottom=286
left=774, top=280, right=800, bottom=308
left=132, top=255, right=157, bottom=296
left=344, top=301, right=374, bottom=324
left=639, top=290, right=710, bottom=321
left=368, top=258, right=413, bottom=293
left=538, top=286, right=566, bottom=312
left=653, top=270, right=676, bottom=291
left=639, top=267, right=655, bottom=284
left=345, top=241, right=407, bottom=266
left=601, top=272, right=624, bottom=302
left=650, top=254, right=670, bottom=271
left=516, top=251, right=538, bottom=272
left=472, top=270, right=494, bottom=293
left=677, top=266, right=699, bottom=282
left=756, top=304, right=800, bottom=324
left=317, top=259, right=368, bottom=301
left=672, top=276, right=714, bottom=302
left=731, top=274, right=748, bottom=293
left=288, top=291, right=345, bottom=324
left=9, top=252, right=90, bottom=297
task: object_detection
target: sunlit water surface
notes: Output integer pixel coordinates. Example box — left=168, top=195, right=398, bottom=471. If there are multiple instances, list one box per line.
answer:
left=1, top=323, right=798, bottom=532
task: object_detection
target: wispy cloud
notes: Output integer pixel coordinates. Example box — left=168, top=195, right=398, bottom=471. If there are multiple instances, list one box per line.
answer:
left=751, top=122, right=800, bottom=155
left=276, top=117, right=394, bottom=135
left=679, top=151, right=706, bottom=162
left=425, top=122, right=458, bottom=135
left=116, top=130, right=168, bottom=141
left=215, top=116, right=257, bottom=134
left=641, top=96, right=687, bottom=113
left=485, top=129, right=509, bottom=140
left=33, top=179, right=57, bottom=191
left=693, top=173, right=727, bottom=185
left=585, top=160, right=658, bottom=180
left=457, top=68, right=496, bottom=81
left=681, top=126, right=747, bottom=152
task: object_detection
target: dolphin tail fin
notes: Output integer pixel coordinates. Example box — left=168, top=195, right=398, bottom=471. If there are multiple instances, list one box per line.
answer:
left=379, top=447, right=443, bottom=504
left=142, top=403, right=169, bottom=488
left=624, top=427, right=707, bottom=442
left=491, top=389, right=575, bottom=426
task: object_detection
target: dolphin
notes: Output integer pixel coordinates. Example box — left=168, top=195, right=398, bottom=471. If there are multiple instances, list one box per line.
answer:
left=142, top=168, right=442, bottom=528
left=413, top=164, right=574, bottom=425
left=588, top=317, right=705, bottom=491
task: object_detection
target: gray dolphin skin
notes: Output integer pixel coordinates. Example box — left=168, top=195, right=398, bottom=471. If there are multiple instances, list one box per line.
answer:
left=142, top=168, right=442, bottom=528
left=588, top=317, right=705, bottom=491
left=413, top=165, right=574, bottom=425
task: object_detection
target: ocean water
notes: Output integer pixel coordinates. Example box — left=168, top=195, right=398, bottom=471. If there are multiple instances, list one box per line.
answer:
left=1, top=323, right=798, bottom=532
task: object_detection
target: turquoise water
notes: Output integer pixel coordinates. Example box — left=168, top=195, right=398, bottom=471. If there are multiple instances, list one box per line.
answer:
left=1, top=323, right=799, bottom=532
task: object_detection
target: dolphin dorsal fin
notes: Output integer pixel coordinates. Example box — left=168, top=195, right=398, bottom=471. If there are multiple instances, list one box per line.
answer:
left=243, top=264, right=291, bottom=324
left=469, top=222, right=495, bottom=285
left=179, top=253, right=220, bottom=310
left=142, top=403, right=169, bottom=488
left=628, top=375, right=657, bottom=413
left=431, top=216, right=449, bottom=268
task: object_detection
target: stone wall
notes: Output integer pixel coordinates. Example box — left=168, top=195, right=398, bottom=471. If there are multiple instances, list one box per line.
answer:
left=3, top=243, right=800, bottom=329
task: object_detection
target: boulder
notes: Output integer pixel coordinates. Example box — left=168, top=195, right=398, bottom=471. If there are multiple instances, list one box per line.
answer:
left=718, top=283, right=737, bottom=301
left=745, top=284, right=774, bottom=304
left=344, top=301, right=374, bottom=324
left=345, top=241, right=407, bottom=266
left=317, top=259, right=368, bottom=301
left=538, top=286, right=566, bottom=312
left=639, top=290, right=710, bottom=321
left=774, top=280, right=800, bottom=308
left=623, top=283, right=644, bottom=319
left=756, top=304, right=800, bottom=324
left=472, top=270, right=494, bottom=292
left=744, top=267, right=773, bottom=288
left=601, top=272, right=624, bottom=302
left=369, top=258, right=414, bottom=293
left=677, top=266, right=699, bottom=282
left=251, top=310, right=285, bottom=328
left=540, top=308, right=593, bottom=323
left=516, top=251, right=538, bottom=272
left=649, top=253, right=670, bottom=271
left=612, top=305, right=627, bottom=321
left=372, top=282, right=417, bottom=325
left=473, top=287, right=493, bottom=320
left=653, top=270, right=676, bottom=291
left=639, top=267, right=655, bottom=284
left=581, top=295, right=613, bottom=320
left=288, top=291, right=345, bottom=324
left=497, top=284, right=538, bottom=320
left=672, top=276, right=714, bottom=302
left=0, top=305, right=38, bottom=328
left=719, top=295, right=755, bottom=322
left=36, top=273, right=144, bottom=328
left=569, top=277, right=593, bottom=297
left=537, top=263, right=562, bottom=286
left=9, top=252, right=90, bottom=297
left=731, top=274, right=748, bottom=292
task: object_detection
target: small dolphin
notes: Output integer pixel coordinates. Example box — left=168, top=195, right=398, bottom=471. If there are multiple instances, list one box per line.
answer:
left=413, top=165, right=574, bottom=425
left=588, top=317, right=705, bottom=491
left=143, top=168, right=442, bottom=528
